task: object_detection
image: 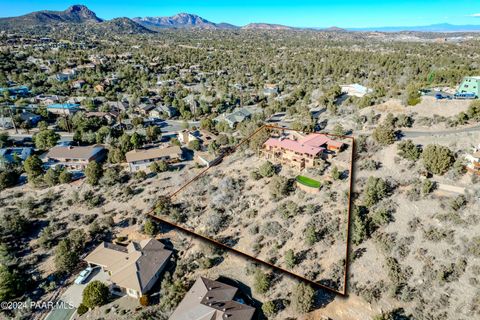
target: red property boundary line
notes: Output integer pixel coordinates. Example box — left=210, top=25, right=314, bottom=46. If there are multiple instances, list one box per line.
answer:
left=147, top=124, right=355, bottom=296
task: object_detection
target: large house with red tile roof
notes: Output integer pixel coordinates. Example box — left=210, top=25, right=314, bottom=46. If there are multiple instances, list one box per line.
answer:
left=262, top=133, right=344, bottom=170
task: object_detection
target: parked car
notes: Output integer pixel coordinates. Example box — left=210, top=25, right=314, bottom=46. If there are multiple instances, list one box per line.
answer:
left=74, top=267, right=93, bottom=285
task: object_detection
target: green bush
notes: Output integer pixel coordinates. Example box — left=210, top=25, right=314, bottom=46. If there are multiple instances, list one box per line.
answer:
left=259, top=161, right=275, bottom=178
left=422, top=144, right=455, bottom=175
left=397, top=140, right=422, bottom=161
left=364, top=177, right=388, bottom=207
left=372, top=124, right=396, bottom=145
left=82, top=280, right=109, bottom=308
left=77, top=303, right=88, bottom=316
left=253, top=270, right=272, bottom=295
left=262, top=301, right=277, bottom=318
left=291, top=282, right=315, bottom=313
left=285, top=249, right=296, bottom=269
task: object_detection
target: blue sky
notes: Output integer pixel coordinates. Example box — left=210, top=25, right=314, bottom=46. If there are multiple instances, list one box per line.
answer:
left=0, top=0, right=479, bottom=28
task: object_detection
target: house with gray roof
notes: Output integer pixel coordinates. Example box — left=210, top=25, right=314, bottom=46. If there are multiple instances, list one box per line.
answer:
left=215, top=108, right=252, bottom=129
left=170, top=277, right=255, bottom=320
left=0, top=147, right=33, bottom=165
left=84, top=238, right=172, bottom=299
left=46, top=144, right=107, bottom=170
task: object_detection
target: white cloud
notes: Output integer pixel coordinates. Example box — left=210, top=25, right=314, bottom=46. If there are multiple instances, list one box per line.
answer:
left=469, top=13, right=480, bottom=17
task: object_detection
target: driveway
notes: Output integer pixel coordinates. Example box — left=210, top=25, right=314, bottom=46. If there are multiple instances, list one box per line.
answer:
left=45, top=268, right=110, bottom=320
left=62, top=267, right=110, bottom=308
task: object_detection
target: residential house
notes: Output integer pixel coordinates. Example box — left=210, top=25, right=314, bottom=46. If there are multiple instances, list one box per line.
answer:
left=263, top=133, right=344, bottom=170
left=198, top=130, right=218, bottom=146
left=0, top=86, right=30, bottom=99
left=0, top=117, right=14, bottom=129
left=178, top=130, right=199, bottom=145
left=465, top=144, right=480, bottom=175
left=170, top=277, right=255, bottom=320
left=263, top=83, right=279, bottom=96
left=157, top=105, right=178, bottom=118
left=35, top=94, right=60, bottom=105
left=138, top=104, right=156, bottom=116
left=46, top=103, right=80, bottom=116
left=46, top=145, right=107, bottom=170
left=72, top=80, right=86, bottom=89
left=0, top=147, right=33, bottom=164
left=456, top=76, right=480, bottom=98
left=19, top=111, right=41, bottom=126
left=340, top=84, right=373, bottom=97
left=178, top=130, right=218, bottom=147
left=125, top=146, right=182, bottom=172
left=106, top=101, right=128, bottom=112
left=215, top=108, right=252, bottom=129
left=195, top=152, right=221, bottom=168
left=55, top=69, right=76, bottom=82
left=84, top=238, right=172, bottom=299
left=148, top=107, right=164, bottom=119
left=94, top=84, right=105, bottom=93
left=84, top=111, right=118, bottom=124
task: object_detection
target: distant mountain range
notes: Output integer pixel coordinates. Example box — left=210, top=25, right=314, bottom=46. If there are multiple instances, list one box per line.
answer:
left=1, top=5, right=480, bottom=34
left=348, top=23, right=480, bottom=32
left=0, top=5, right=153, bottom=34
left=132, top=13, right=237, bottom=30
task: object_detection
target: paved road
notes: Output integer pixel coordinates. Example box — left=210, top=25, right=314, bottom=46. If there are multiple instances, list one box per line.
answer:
left=5, top=120, right=201, bottom=142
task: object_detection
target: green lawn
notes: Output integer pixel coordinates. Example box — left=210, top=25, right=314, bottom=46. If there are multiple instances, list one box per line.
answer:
left=296, top=175, right=321, bottom=188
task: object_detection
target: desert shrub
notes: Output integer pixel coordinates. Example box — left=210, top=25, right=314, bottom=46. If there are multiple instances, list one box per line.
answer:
left=372, top=124, right=396, bottom=145
left=285, top=249, right=296, bottom=269
left=0, top=264, right=27, bottom=301
left=423, top=226, right=454, bottom=243
left=385, top=257, right=406, bottom=285
left=262, top=300, right=278, bottom=318
left=261, top=221, right=282, bottom=237
left=397, top=140, right=422, bottom=161
left=188, top=139, right=201, bottom=151
left=54, top=231, right=86, bottom=273
left=448, top=195, right=466, bottom=211
left=44, top=167, right=60, bottom=187
left=352, top=206, right=368, bottom=245
left=259, top=161, right=275, bottom=178
left=373, top=308, right=410, bottom=320
left=58, top=170, right=72, bottom=184
left=305, top=225, right=318, bottom=245
left=421, top=179, right=436, bottom=195
left=143, top=219, right=157, bottom=236
left=82, top=281, right=109, bottom=308
left=467, top=237, right=480, bottom=257
left=0, top=170, right=19, bottom=190
left=364, top=177, right=388, bottom=207
left=205, top=211, right=228, bottom=234
left=85, top=161, right=103, bottom=185
left=253, top=270, right=272, bottom=295
left=291, top=282, right=315, bottom=313
left=371, top=207, right=393, bottom=227
left=436, top=259, right=467, bottom=284
left=250, top=170, right=262, bottom=180
left=331, top=166, right=341, bottom=180
left=278, top=200, right=300, bottom=219
left=158, top=272, right=187, bottom=312
left=269, top=175, right=292, bottom=200
left=77, top=304, right=88, bottom=316
left=422, top=144, right=455, bottom=175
